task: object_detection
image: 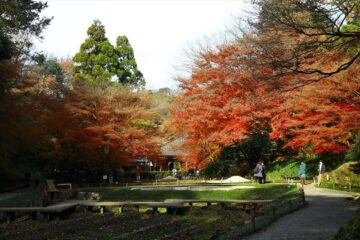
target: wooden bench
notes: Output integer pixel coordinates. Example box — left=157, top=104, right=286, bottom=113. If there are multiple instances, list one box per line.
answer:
left=81, top=201, right=185, bottom=214
left=0, top=202, right=79, bottom=222
left=164, top=199, right=272, bottom=208
left=45, top=180, right=60, bottom=204
left=57, top=183, right=72, bottom=191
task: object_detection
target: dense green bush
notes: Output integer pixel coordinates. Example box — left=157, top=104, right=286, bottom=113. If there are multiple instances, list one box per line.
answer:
left=335, top=208, right=360, bottom=240
left=346, top=131, right=360, bottom=161
left=203, top=133, right=278, bottom=178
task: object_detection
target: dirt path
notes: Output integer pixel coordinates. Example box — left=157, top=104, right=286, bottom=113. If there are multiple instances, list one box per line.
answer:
left=242, top=184, right=359, bottom=240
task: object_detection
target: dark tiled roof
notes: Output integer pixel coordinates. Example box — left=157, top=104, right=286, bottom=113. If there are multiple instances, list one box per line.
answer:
left=160, top=138, right=185, bottom=156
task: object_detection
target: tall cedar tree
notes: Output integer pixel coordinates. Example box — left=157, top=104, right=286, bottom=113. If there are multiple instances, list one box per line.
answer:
left=0, top=0, right=51, bottom=93
left=0, top=0, right=51, bottom=175
left=73, top=20, right=145, bottom=88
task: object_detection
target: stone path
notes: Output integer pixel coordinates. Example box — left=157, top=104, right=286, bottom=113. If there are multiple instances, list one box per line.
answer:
left=242, top=184, right=359, bottom=240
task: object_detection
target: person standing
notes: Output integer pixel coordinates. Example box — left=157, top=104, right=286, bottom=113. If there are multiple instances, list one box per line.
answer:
left=317, top=160, right=326, bottom=186
left=261, top=160, right=266, bottom=184
left=254, top=160, right=263, bottom=184
left=135, top=166, right=141, bottom=182
left=298, top=161, right=306, bottom=189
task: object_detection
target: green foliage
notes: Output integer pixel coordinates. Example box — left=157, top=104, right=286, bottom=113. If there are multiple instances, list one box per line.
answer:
left=346, top=132, right=360, bottom=161
left=266, top=160, right=300, bottom=179
left=203, top=158, right=236, bottom=179
left=267, top=151, right=350, bottom=180
left=115, top=36, right=145, bottom=86
left=0, top=0, right=52, bottom=60
left=28, top=57, right=66, bottom=87
left=335, top=208, right=360, bottom=240
left=73, top=20, right=145, bottom=88
left=203, top=133, right=277, bottom=178
left=130, top=119, right=154, bottom=127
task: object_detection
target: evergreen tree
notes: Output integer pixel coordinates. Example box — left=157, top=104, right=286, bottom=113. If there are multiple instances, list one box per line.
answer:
left=73, top=20, right=145, bottom=88
left=115, top=36, right=145, bottom=87
left=0, top=0, right=52, bottom=61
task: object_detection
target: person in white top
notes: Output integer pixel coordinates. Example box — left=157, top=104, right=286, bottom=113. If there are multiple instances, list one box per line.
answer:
left=254, top=160, right=263, bottom=184
left=318, top=160, right=326, bottom=186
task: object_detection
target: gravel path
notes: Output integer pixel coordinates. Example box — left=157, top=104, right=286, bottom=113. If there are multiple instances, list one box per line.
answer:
left=242, top=184, right=359, bottom=240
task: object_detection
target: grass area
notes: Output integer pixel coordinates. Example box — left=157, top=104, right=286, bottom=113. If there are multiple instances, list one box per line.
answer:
left=267, top=161, right=300, bottom=180
left=317, top=161, right=360, bottom=193
left=318, top=182, right=360, bottom=193
left=0, top=190, right=44, bottom=207
left=82, top=183, right=300, bottom=201
left=335, top=207, right=360, bottom=240
left=267, top=155, right=354, bottom=181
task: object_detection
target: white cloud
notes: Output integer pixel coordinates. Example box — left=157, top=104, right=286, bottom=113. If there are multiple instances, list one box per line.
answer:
left=35, top=0, right=250, bottom=89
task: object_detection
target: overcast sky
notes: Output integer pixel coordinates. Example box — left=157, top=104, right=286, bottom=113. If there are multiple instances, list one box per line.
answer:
left=35, top=0, right=251, bottom=89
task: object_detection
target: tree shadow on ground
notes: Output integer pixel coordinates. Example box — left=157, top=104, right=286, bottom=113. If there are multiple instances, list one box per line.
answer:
left=349, top=162, right=360, bottom=174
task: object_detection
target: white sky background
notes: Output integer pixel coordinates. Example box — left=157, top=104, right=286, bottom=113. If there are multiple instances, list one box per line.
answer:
left=35, top=0, right=251, bottom=89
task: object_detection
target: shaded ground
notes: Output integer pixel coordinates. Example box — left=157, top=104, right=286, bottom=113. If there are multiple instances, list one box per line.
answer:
left=242, top=184, right=360, bottom=240
left=0, top=206, right=249, bottom=240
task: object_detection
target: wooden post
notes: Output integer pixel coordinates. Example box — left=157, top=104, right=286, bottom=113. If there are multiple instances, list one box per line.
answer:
left=100, top=206, right=104, bottom=214
left=272, top=207, right=276, bottom=219
left=119, top=207, right=123, bottom=214
left=152, top=207, right=158, bottom=213
left=250, top=204, right=256, bottom=231
left=6, top=212, right=15, bottom=223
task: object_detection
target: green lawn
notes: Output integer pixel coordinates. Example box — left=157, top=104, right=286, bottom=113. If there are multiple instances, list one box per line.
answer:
left=82, top=183, right=300, bottom=201
left=0, top=190, right=44, bottom=207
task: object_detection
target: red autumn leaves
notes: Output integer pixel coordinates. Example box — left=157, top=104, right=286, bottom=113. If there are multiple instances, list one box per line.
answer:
left=168, top=42, right=360, bottom=165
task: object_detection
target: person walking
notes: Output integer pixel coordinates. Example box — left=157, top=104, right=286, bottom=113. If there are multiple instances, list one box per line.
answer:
left=135, top=166, right=141, bottom=182
left=298, top=161, right=306, bottom=189
left=261, top=160, right=266, bottom=184
left=318, top=160, right=326, bottom=186
left=254, top=160, right=263, bottom=184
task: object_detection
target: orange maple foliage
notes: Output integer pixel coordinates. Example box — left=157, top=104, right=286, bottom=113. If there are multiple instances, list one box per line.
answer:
left=168, top=43, right=275, bottom=166
left=169, top=38, right=360, bottom=166
left=51, top=81, right=164, bottom=167
left=271, top=64, right=360, bottom=153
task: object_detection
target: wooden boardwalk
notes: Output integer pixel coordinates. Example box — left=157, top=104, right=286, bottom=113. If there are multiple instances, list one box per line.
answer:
left=0, top=198, right=274, bottom=223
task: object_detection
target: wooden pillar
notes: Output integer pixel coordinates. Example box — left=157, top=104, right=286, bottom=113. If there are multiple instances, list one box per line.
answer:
left=301, top=189, right=305, bottom=205
left=6, top=212, right=15, bottom=223
left=250, top=204, right=256, bottom=231
left=272, top=206, right=276, bottom=219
